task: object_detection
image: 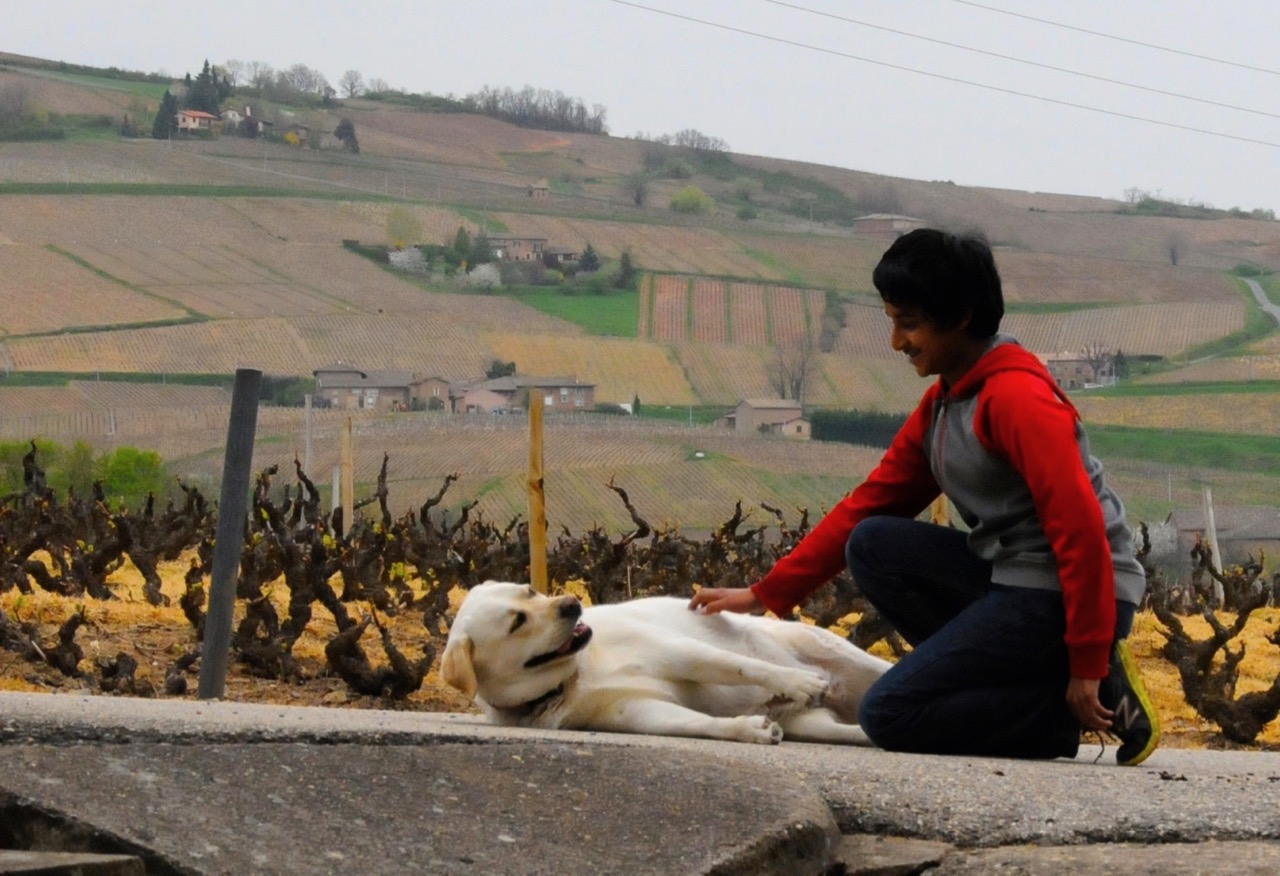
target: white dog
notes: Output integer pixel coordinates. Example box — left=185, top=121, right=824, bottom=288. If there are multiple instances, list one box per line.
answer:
left=441, top=581, right=891, bottom=745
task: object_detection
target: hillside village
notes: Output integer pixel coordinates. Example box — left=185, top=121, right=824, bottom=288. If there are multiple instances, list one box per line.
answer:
left=2, top=51, right=1280, bottom=579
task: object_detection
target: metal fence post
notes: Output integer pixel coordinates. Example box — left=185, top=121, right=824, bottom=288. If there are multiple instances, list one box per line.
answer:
left=197, top=368, right=262, bottom=699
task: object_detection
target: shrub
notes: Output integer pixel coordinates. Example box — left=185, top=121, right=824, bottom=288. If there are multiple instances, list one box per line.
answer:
left=664, top=158, right=694, bottom=179
left=463, top=262, right=502, bottom=290
left=670, top=186, right=713, bottom=214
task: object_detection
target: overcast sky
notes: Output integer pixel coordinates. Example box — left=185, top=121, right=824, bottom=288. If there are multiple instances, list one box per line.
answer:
left=8, top=0, right=1279, bottom=211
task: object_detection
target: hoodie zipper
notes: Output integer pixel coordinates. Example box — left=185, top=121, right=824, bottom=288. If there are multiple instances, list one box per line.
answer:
left=932, top=393, right=950, bottom=494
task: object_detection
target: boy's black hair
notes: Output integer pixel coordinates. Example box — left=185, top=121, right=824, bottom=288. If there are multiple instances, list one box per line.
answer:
left=871, top=228, right=1004, bottom=339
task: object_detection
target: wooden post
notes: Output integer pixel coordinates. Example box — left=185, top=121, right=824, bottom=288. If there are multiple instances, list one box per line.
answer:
left=303, top=392, right=313, bottom=477
left=1203, top=485, right=1225, bottom=607
left=528, top=398, right=548, bottom=593
left=198, top=368, right=262, bottom=700
left=342, top=416, right=354, bottom=535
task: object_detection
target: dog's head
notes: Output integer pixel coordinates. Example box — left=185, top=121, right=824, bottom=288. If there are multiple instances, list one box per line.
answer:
left=441, top=581, right=592, bottom=710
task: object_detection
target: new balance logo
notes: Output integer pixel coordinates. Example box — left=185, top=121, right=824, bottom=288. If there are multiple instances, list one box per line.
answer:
left=1114, top=694, right=1143, bottom=731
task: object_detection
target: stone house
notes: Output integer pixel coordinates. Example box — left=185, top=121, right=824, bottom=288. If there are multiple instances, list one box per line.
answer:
left=850, top=214, right=924, bottom=238
left=312, top=363, right=450, bottom=411
left=717, top=399, right=810, bottom=439
left=487, top=236, right=547, bottom=261
left=176, top=109, right=219, bottom=133
left=1044, top=352, right=1115, bottom=389
left=1166, top=505, right=1280, bottom=572
left=452, top=376, right=596, bottom=414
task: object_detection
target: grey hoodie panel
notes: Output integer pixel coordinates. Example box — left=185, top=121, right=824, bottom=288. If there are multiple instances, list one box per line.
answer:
left=926, top=338, right=1146, bottom=606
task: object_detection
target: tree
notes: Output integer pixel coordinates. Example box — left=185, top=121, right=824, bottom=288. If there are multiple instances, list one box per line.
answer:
left=1166, top=229, right=1189, bottom=266
left=469, top=231, right=493, bottom=266
left=612, top=251, right=637, bottom=290
left=626, top=173, right=649, bottom=207
left=151, top=90, right=178, bottom=139
left=767, top=336, right=816, bottom=403
left=338, top=70, right=365, bottom=99
left=185, top=59, right=225, bottom=114
left=334, top=117, right=360, bottom=153
left=1081, top=342, right=1115, bottom=385
left=385, top=207, right=422, bottom=249
left=579, top=244, right=600, bottom=273
left=670, top=186, right=713, bottom=214
left=451, top=226, right=472, bottom=261
left=486, top=359, right=517, bottom=379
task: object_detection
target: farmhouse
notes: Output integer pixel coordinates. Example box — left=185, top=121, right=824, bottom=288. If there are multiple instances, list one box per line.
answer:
left=1166, top=505, right=1280, bottom=572
left=717, top=399, right=810, bottom=439
left=176, top=109, right=219, bottom=133
left=312, top=363, right=449, bottom=411
left=1044, top=351, right=1116, bottom=389
left=452, top=375, right=595, bottom=413
left=488, top=235, right=547, bottom=261
left=850, top=214, right=925, bottom=238
left=528, top=179, right=550, bottom=199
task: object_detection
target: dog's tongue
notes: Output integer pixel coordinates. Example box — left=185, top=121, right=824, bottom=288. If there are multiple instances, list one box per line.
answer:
left=557, top=622, right=588, bottom=653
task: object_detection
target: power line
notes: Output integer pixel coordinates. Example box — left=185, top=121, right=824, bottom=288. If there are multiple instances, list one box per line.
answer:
left=761, top=0, right=1280, bottom=121
left=605, top=0, right=1280, bottom=149
left=950, top=0, right=1280, bottom=77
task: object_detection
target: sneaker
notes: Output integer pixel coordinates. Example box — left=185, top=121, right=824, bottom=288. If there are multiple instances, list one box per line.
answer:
left=1104, top=638, right=1160, bottom=766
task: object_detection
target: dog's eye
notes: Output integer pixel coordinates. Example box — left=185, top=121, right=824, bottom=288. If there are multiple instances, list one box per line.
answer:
left=509, top=611, right=527, bottom=634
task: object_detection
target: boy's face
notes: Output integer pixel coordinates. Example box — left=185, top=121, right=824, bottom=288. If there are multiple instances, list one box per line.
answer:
left=884, top=302, right=984, bottom=385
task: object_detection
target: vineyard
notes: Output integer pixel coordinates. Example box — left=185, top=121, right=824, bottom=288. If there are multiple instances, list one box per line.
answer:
left=1, top=441, right=1279, bottom=749
left=1073, top=391, right=1280, bottom=436
left=162, top=414, right=873, bottom=534
left=0, top=244, right=186, bottom=335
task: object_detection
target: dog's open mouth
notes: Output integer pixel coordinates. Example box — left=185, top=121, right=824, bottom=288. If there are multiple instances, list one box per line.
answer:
left=524, top=622, right=592, bottom=668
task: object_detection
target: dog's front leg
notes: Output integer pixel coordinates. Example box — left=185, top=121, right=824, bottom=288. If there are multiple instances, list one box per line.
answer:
left=601, top=699, right=784, bottom=745
left=650, top=640, right=827, bottom=707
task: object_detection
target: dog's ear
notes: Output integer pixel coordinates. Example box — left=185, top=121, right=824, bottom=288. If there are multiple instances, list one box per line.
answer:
left=441, top=633, right=477, bottom=699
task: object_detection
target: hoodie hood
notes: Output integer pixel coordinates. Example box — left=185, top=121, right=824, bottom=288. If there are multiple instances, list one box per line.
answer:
left=944, top=334, right=1078, bottom=416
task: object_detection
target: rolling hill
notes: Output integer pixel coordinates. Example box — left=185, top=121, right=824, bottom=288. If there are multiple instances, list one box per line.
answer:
left=3, top=54, right=1280, bottom=537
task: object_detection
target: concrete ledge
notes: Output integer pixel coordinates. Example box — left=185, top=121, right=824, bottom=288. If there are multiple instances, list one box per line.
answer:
left=0, top=851, right=144, bottom=876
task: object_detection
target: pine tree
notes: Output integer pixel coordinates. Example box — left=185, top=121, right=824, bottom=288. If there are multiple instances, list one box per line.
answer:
left=151, top=91, right=178, bottom=139
left=186, top=60, right=221, bottom=114
left=578, top=243, right=600, bottom=272
left=334, top=118, right=360, bottom=153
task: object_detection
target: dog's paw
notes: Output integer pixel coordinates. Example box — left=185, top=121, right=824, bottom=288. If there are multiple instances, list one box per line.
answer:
left=779, top=669, right=828, bottom=708
left=738, top=716, right=784, bottom=745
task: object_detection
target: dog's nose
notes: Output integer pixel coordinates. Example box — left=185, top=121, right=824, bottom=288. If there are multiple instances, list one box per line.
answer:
left=558, top=597, right=582, bottom=620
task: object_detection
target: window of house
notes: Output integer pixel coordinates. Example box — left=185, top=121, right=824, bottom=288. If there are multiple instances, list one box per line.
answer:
left=560, top=388, right=569, bottom=400
left=575, top=398, right=584, bottom=407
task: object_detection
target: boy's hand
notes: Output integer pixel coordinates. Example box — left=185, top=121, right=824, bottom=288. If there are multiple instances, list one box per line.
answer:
left=1066, top=676, right=1112, bottom=731
left=687, top=587, right=762, bottom=616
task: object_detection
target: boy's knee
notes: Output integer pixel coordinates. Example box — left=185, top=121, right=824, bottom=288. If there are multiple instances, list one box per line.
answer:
left=856, top=685, right=894, bottom=749
left=845, top=516, right=891, bottom=574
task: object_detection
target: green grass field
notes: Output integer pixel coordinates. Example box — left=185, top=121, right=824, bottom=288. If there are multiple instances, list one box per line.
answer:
left=508, top=289, right=639, bottom=337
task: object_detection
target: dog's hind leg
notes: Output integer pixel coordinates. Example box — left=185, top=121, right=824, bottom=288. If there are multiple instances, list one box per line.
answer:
left=598, top=699, right=784, bottom=744
left=778, top=708, right=873, bottom=746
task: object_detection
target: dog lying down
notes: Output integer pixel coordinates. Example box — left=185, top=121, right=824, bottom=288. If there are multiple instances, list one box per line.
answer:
left=441, top=581, right=891, bottom=745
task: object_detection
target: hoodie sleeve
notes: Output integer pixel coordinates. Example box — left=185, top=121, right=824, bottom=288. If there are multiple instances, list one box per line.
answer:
left=975, top=371, right=1116, bottom=679
left=750, top=387, right=942, bottom=617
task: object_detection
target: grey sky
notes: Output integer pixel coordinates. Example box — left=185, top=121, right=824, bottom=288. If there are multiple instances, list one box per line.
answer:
left=7, top=0, right=1278, bottom=211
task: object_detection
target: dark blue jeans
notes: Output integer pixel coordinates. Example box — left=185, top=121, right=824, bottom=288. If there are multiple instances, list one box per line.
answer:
left=848, top=517, right=1134, bottom=760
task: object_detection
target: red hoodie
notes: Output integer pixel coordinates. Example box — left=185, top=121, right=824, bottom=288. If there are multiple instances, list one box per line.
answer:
left=750, top=338, right=1145, bottom=679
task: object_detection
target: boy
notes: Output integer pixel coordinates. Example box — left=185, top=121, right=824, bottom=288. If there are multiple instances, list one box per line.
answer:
left=690, top=228, right=1159, bottom=764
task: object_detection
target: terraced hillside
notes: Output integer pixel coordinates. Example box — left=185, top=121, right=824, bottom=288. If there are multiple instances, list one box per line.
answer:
left=6, top=56, right=1280, bottom=537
